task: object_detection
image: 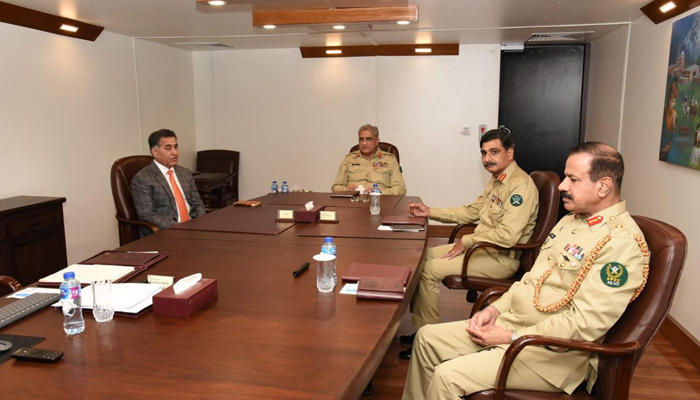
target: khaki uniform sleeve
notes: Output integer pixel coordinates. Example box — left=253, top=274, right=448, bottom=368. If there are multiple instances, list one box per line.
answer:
left=428, top=185, right=488, bottom=224
left=382, top=158, right=406, bottom=195
left=461, top=177, right=539, bottom=249
left=490, top=280, right=520, bottom=314
left=517, top=232, right=645, bottom=342
left=331, top=157, right=350, bottom=192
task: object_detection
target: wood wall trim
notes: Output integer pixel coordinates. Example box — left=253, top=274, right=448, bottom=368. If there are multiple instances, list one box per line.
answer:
left=300, top=43, right=458, bottom=58
left=254, top=6, right=417, bottom=26
left=0, top=1, right=103, bottom=41
left=660, top=314, right=700, bottom=372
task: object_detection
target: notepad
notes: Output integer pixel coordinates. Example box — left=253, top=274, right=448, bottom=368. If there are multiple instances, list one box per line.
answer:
left=39, top=264, right=136, bottom=286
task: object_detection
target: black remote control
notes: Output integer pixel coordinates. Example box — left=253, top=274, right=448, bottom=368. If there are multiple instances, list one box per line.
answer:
left=10, top=347, right=64, bottom=363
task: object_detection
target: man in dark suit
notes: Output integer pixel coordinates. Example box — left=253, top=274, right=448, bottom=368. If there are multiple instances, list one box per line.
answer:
left=131, top=129, right=206, bottom=237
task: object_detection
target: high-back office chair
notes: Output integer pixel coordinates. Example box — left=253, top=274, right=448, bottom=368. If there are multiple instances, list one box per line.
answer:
left=465, top=215, right=687, bottom=400
left=0, top=275, right=22, bottom=297
left=349, top=142, right=400, bottom=164
left=110, top=155, right=159, bottom=246
left=442, top=171, right=561, bottom=303
left=195, top=150, right=240, bottom=208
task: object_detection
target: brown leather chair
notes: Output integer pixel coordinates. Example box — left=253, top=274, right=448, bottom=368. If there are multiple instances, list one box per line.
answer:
left=196, top=150, right=240, bottom=208
left=465, top=215, right=687, bottom=400
left=442, top=171, right=561, bottom=302
left=349, top=142, right=400, bottom=164
left=0, top=275, right=22, bottom=297
left=110, top=155, right=159, bottom=246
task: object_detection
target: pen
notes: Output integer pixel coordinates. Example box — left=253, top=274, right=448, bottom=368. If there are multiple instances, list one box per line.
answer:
left=293, top=262, right=310, bottom=277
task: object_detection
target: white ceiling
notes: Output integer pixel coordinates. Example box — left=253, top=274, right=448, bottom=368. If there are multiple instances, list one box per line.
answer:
left=5, top=0, right=649, bottom=49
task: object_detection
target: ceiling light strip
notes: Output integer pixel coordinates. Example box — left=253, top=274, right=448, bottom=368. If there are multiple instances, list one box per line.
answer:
left=253, top=6, right=418, bottom=27
left=0, top=1, right=103, bottom=41
left=301, top=44, right=458, bottom=58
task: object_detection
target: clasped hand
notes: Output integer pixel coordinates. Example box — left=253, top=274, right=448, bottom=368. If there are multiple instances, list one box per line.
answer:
left=466, top=307, right=512, bottom=347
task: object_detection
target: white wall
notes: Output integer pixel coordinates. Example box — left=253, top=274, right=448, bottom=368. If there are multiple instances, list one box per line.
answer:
left=134, top=39, right=197, bottom=169
left=0, top=25, right=197, bottom=265
left=194, top=45, right=500, bottom=207
left=615, top=14, right=700, bottom=340
left=586, top=25, right=630, bottom=146
left=0, top=24, right=141, bottom=263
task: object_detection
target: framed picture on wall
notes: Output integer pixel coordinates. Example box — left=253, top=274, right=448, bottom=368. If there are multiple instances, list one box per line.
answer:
left=659, top=10, right=700, bottom=169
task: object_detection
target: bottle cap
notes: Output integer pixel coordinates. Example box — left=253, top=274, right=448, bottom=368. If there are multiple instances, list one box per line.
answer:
left=63, top=271, right=75, bottom=279
left=373, top=184, right=379, bottom=187
left=324, top=237, right=333, bottom=242
left=273, top=180, right=277, bottom=183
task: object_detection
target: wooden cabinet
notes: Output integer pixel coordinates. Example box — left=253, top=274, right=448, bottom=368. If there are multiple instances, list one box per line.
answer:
left=0, top=196, right=67, bottom=287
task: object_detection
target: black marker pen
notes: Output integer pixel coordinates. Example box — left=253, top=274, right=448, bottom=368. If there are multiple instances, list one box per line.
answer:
left=293, top=262, right=310, bottom=277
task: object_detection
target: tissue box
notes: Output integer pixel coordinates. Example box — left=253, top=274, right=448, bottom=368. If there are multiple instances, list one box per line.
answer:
left=295, top=205, right=325, bottom=223
left=152, top=278, right=218, bottom=318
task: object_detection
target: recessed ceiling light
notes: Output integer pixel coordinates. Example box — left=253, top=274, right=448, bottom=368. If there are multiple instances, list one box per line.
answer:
left=415, top=48, right=432, bottom=53
left=263, top=25, right=276, bottom=29
left=326, top=49, right=342, bottom=55
left=397, top=20, right=410, bottom=25
left=659, top=1, right=676, bottom=13
left=59, top=24, right=79, bottom=33
left=207, top=0, right=226, bottom=5
left=333, top=25, right=346, bottom=30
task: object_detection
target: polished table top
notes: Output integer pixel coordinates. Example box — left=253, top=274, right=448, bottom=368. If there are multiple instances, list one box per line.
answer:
left=0, top=193, right=427, bottom=399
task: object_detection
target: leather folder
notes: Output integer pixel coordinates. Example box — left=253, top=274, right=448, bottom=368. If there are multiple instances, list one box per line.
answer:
left=341, top=263, right=411, bottom=286
left=234, top=200, right=261, bottom=207
left=357, top=278, right=404, bottom=301
left=38, top=250, right=169, bottom=288
left=331, top=191, right=359, bottom=198
left=381, top=216, right=426, bottom=226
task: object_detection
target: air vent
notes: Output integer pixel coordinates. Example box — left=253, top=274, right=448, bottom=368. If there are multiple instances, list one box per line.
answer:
left=172, top=42, right=236, bottom=50
left=526, top=32, right=592, bottom=43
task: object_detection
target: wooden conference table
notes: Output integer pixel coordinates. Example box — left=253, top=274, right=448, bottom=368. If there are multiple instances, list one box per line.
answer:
left=0, top=192, right=428, bottom=400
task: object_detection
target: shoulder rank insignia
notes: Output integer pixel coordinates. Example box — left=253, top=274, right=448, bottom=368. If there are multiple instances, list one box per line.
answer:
left=510, top=194, right=523, bottom=207
left=601, top=262, right=628, bottom=288
left=587, top=215, right=604, bottom=227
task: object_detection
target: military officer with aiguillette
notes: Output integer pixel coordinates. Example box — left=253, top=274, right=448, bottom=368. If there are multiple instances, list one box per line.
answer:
left=331, top=124, right=406, bottom=195
left=402, top=141, right=649, bottom=400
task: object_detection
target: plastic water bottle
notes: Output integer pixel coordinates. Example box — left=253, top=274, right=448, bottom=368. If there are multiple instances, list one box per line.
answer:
left=60, top=271, right=85, bottom=335
left=282, top=181, right=289, bottom=193
left=321, top=237, right=337, bottom=287
left=271, top=180, right=278, bottom=194
left=370, top=184, right=381, bottom=215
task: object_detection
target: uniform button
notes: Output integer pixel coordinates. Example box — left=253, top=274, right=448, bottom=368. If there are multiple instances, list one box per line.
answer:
left=610, top=216, right=615, bottom=221
left=524, top=280, right=529, bottom=285
left=559, top=263, right=565, bottom=269
left=547, top=255, right=553, bottom=261
left=571, top=229, right=577, bottom=235
left=616, top=224, right=623, bottom=229
left=509, top=309, right=514, bottom=314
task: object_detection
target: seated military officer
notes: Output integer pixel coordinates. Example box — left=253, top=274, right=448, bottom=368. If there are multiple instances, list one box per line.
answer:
left=331, top=124, right=406, bottom=195
left=402, top=142, right=649, bottom=400
left=399, top=127, right=539, bottom=360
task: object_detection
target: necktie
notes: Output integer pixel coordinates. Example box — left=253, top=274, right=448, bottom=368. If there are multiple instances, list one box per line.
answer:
left=167, top=170, right=190, bottom=222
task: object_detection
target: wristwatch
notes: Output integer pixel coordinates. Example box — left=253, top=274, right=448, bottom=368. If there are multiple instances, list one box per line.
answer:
left=511, top=329, right=518, bottom=343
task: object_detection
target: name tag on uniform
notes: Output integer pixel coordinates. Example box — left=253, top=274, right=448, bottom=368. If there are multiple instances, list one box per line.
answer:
left=319, top=211, right=338, bottom=223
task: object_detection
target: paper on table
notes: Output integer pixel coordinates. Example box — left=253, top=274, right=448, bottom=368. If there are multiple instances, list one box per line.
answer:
left=53, top=283, right=163, bottom=314
left=340, top=283, right=358, bottom=295
left=377, top=225, right=393, bottom=231
left=39, top=264, right=136, bottom=284
left=7, top=287, right=60, bottom=299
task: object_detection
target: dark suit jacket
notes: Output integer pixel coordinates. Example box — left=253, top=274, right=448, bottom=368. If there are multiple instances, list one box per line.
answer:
left=131, top=162, right=206, bottom=237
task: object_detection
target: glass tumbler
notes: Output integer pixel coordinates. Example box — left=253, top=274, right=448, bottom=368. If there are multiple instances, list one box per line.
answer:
left=92, top=279, right=115, bottom=322
left=313, top=253, right=336, bottom=293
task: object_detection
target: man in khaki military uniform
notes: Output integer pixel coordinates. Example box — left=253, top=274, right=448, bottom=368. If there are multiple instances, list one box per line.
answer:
left=399, top=127, right=539, bottom=360
left=331, top=124, right=406, bottom=195
left=403, top=142, right=649, bottom=400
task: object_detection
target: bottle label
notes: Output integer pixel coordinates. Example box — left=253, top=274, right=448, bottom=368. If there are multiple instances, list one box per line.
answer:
left=60, top=286, right=80, bottom=300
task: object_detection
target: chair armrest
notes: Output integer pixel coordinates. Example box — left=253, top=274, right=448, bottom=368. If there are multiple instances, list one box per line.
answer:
left=116, top=215, right=160, bottom=234
left=492, top=335, right=640, bottom=400
left=448, top=224, right=478, bottom=243
left=0, top=275, right=23, bottom=292
left=470, top=286, right=510, bottom=318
